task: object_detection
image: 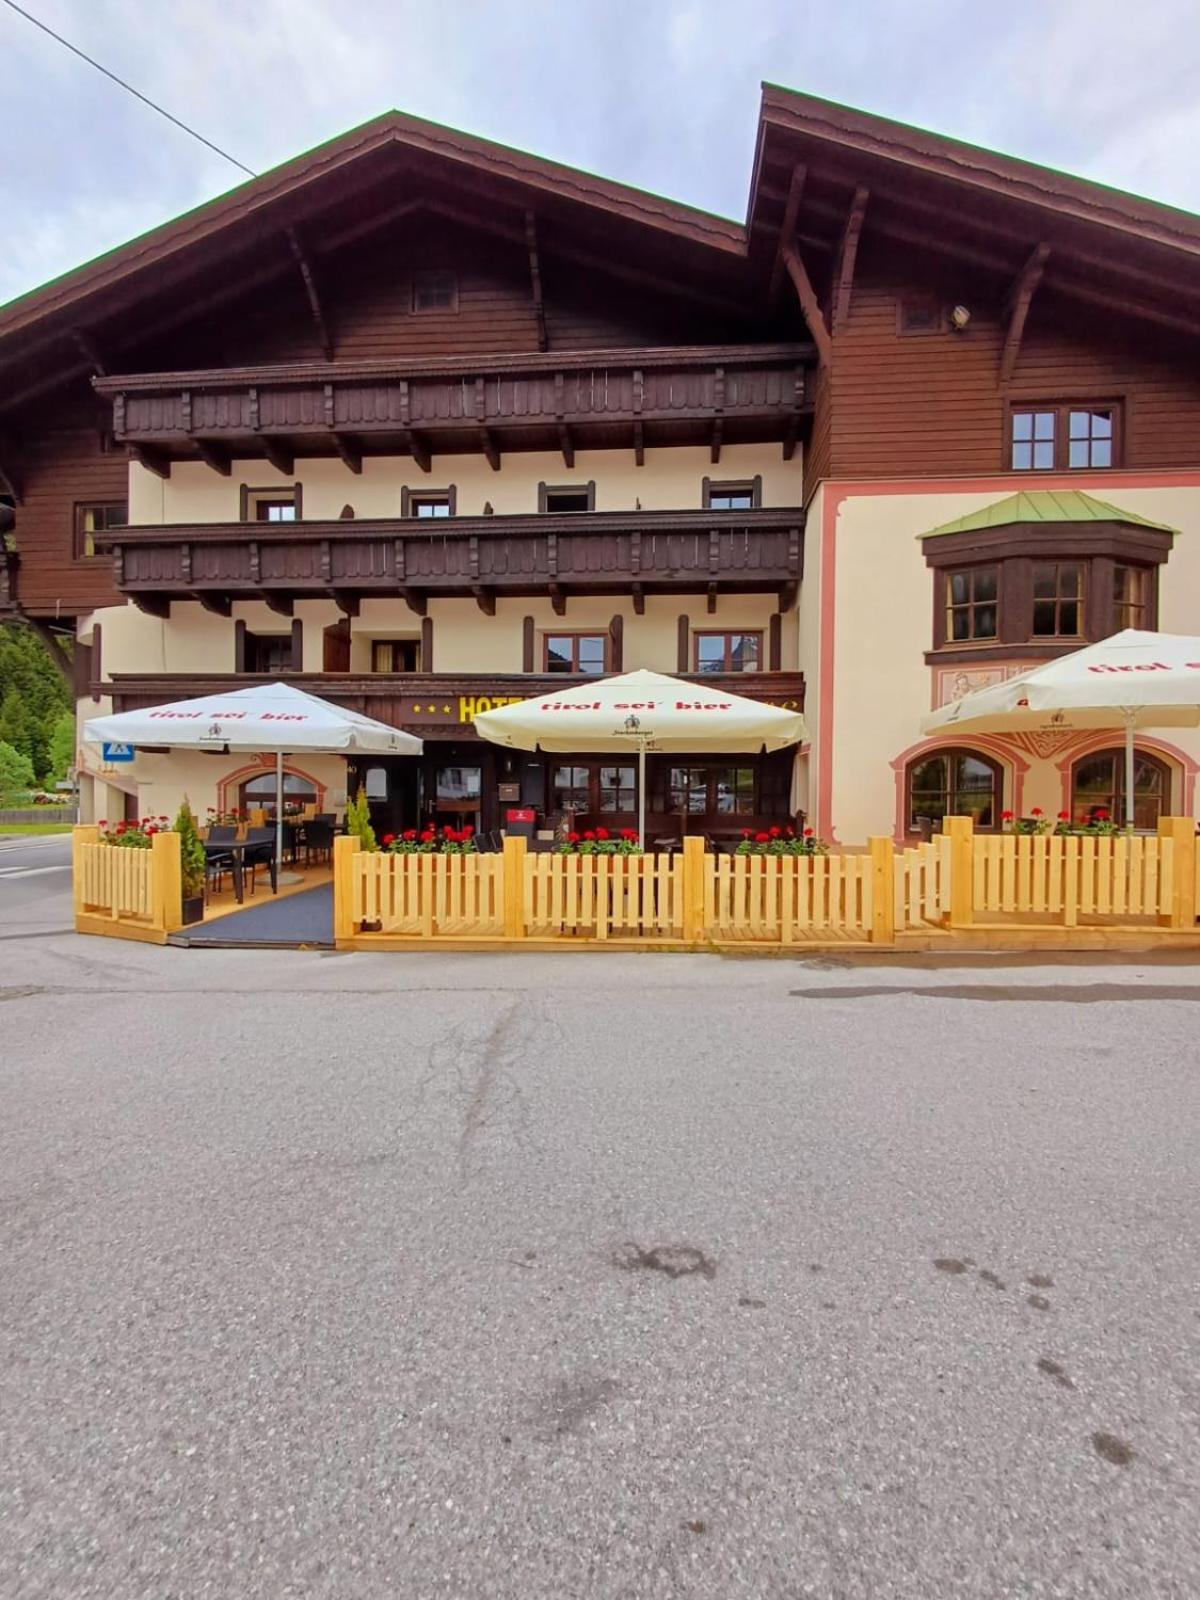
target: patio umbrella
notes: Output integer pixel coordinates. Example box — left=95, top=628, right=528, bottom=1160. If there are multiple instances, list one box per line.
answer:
left=474, top=668, right=806, bottom=844
left=921, top=629, right=1200, bottom=828
left=84, top=682, right=422, bottom=882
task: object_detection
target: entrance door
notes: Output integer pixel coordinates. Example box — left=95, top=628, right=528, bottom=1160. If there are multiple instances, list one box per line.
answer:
left=350, top=759, right=419, bottom=839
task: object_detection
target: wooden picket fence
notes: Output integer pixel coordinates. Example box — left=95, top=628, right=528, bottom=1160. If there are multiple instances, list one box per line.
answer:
left=353, top=850, right=505, bottom=937
left=72, top=826, right=183, bottom=944
left=523, top=850, right=687, bottom=940
left=894, top=835, right=953, bottom=931
left=705, top=849, right=875, bottom=942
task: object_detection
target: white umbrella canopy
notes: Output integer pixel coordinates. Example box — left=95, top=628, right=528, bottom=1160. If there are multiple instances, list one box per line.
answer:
left=84, top=682, right=422, bottom=881
left=474, top=669, right=807, bottom=842
left=921, top=630, right=1200, bottom=827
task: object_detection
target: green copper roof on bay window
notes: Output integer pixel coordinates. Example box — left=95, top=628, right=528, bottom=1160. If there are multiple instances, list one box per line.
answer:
left=918, top=490, right=1179, bottom=540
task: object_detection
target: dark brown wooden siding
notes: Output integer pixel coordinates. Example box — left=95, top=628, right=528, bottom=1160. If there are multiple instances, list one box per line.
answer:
left=12, top=403, right=126, bottom=615
left=819, top=239, right=1200, bottom=482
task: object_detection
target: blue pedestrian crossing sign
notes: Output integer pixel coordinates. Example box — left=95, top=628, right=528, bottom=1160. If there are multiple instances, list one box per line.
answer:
left=102, top=742, right=135, bottom=762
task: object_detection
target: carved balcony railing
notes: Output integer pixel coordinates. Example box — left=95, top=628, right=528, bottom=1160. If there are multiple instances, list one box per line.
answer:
left=97, top=506, right=804, bottom=617
left=93, top=343, right=811, bottom=474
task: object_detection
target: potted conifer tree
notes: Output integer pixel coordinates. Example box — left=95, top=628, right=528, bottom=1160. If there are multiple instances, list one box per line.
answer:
left=174, top=798, right=207, bottom=925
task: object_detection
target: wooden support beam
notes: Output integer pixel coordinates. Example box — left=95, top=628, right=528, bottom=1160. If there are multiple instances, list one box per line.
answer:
left=525, top=210, right=548, bottom=352
left=328, top=589, right=360, bottom=618
left=768, top=164, right=807, bottom=307
left=131, top=593, right=171, bottom=618
left=70, top=328, right=107, bottom=376
left=707, top=582, right=718, bottom=614
left=195, top=439, right=231, bottom=476
left=471, top=586, right=496, bottom=616
left=633, top=420, right=645, bottom=467
left=262, top=436, right=294, bottom=476
left=783, top=246, right=833, bottom=369
left=710, top=417, right=723, bottom=464
left=400, top=587, right=427, bottom=617
left=263, top=592, right=294, bottom=618
left=1000, top=242, right=1051, bottom=386
left=778, top=580, right=798, bottom=613
left=286, top=227, right=334, bottom=359
left=631, top=583, right=645, bottom=615
left=404, top=432, right=432, bottom=474
left=479, top=428, right=501, bottom=471
left=191, top=592, right=232, bottom=616
left=781, top=413, right=800, bottom=461
left=558, top=423, right=574, bottom=469
left=548, top=582, right=566, bottom=617
left=130, top=443, right=171, bottom=480
left=830, top=186, right=869, bottom=336
left=332, top=433, right=362, bottom=474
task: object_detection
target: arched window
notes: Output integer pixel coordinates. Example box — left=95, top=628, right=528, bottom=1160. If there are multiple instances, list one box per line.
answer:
left=240, top=771, right=318, bottom=818
left=906, top=748, right=1002, bottom=832
left=1070, top=749, right=1169, bottom=829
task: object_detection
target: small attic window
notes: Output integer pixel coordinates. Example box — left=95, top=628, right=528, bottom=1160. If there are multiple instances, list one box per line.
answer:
left=412, top=271, right=458, bottom=313
left=898, top=295, right=944, bottom=335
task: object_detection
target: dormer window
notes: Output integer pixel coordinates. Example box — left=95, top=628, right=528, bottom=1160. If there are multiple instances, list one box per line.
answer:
left=411, top=271, right=457, bottom=313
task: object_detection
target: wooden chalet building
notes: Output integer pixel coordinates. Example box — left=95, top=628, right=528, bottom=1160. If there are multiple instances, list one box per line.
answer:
left=2, top=87, right=1199, bottom=841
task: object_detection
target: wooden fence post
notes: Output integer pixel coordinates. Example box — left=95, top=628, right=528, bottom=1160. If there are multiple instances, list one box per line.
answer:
left=681, top=835, right=706, bottom=943
left=333, top=834, right=361, bottom=943
left=1157, top=816, right=1196, bottom=929
left=502, top=834, right=528, bottom=939
left=943, top=815, right=975, bottom=928
left=152, top=829, right=183, bottom=933
left=72, top=824, right=98, bottom=921
left=868, top=837, right=895, bottom=944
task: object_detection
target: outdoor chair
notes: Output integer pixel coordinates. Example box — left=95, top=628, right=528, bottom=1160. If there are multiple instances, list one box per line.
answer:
left=242, top=827, right=276, bottom=894
left=304, top=819, right=334, bottom=866
left=206, top=824, right=237, bottom=843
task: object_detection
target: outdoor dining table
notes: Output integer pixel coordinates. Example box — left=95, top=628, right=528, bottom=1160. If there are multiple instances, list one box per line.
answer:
left=203, top=839, right=277, bottom=905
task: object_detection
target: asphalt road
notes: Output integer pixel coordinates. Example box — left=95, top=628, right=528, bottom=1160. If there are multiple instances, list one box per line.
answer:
left=2, top=874, right=1199, bottom=1598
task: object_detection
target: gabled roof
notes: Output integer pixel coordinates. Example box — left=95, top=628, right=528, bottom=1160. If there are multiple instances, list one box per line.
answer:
left=919, top=490, right=1179, bottom=540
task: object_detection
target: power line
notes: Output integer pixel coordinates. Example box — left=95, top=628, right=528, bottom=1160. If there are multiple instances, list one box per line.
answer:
left=2, top=0, right=257, bottom=179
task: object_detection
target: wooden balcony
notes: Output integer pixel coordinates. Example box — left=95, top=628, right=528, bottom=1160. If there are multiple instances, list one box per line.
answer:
left=93, top=343, right=811, bottom=472
left=98, top=506, right=804, bottom=616
left=99, top=671, right=806, bottom=737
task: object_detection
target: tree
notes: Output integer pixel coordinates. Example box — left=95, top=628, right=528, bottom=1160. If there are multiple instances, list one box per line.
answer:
left=345, top=786, right=378, bottom=852
left=0, top=623, right=72, bottom=785
left=48, top=713, right=76, bottom=784
left=0, top=739, right=35, bottom=797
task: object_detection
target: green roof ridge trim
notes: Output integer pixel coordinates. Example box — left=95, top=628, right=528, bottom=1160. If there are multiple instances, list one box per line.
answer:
left=918, top=489, right=1180, bottom=540
left=761, top=82, right=1200, bottom=229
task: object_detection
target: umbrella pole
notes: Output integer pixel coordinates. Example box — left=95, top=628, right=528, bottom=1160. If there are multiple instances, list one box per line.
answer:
left=638, top=741, right=646, bottom=849
left=1124, top=714, right=1136, bottom=832
left=275, top=750, right=284, bottom=888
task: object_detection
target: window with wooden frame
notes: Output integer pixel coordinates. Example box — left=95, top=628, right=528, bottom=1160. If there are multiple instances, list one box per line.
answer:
left=411, top=270, right=458, bottom=313
left=1112, top=564, right=1150, bottom=631
left=702, top=476, right=761, bottom=511
left=401, top=486, right=455, bottom=518
left=1031, top=561, right=1084, bottom=637
left=550, top=762, right=636, bottom=817
left=1010, top=404, right=1120, bottom=471
left=370, top=639, right=420, bottom=673
left=242, top=632, right=294, bottom=674
left=538, top=482, right=595, bottom=513
left=668, top=765, right=757, bottom=816
left=945, top=566, right=999, bottom=642
left=241, top=485, right=301, bottom=522
left=906, top=749, right=1001, bottom=832
left=544, top=633, right=607, bottom=674
left=74, top=500, right=127, bottom=559
left=897, top=294, right=945, bottom=335
left=693, top=631, right=763, bottom=673
left=1071, top=748, right=1169, bottom=830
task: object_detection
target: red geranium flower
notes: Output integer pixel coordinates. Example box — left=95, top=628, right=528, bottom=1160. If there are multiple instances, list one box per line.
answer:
left=443, top=826, right=458, bottom=842
left=403, top=828, right=417, bottom=841
left=769, top=825, right=781, bottom=838
left=804, top=827, right=814, bottom=838
left=741, top=828, right=752, bottom=839
left=754, top=831, right=770, bottom=843
left=568, top=831, right=580, bottom=843
left=583, top=830, right=596, bottom=841
left=1030, top=807, right=1043, bottom=817
left=1002, top=809, right=1014, bottom=821
left=381, top=833, right=396, bottom=846
left=594, top=826, right=609, bottom=841
left=462, top=825, right=474, bottom=838
left=97, top=819, right=107, bottom=828
left=1095, top=808, right=1110, bottom=821
left=1057, top=810, right=1069, bottom=821
left=785, top=826, right=794, bottom=837
left=420, top=829, right=435, bottom=843
left=620, top=828, right=637, bottom=841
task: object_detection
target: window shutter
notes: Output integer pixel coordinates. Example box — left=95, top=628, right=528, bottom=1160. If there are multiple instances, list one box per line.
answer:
left=420, top=616, right=433, bottom=671
left=677, top=614, right=689, bottom=673
left=290, top=618, right=304, bottom=671
left=234, top=619, right=247, bottom=673
left=768, top=612, right=782, bottom=671
left=522, top=615, right=535, bottom=673
left=609, top=614, right=624, bottom=671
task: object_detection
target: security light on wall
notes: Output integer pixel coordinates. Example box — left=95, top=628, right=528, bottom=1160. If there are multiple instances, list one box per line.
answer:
left=949, top=304, right=972, bottom=330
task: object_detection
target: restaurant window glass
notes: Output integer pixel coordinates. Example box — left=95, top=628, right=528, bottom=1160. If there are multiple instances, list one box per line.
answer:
left=1031, top=562, right=1084, bottom=637
left=714, top=767, right=756, bottom=814
left=1071, top=749, right=1167, bottom=829
left=694, top=632, right=762, bottom=673
left=599, top=765, right=636, bottom=812
left=551, top=765, right=591, bottom=812
left=239, top=771, right=317, bottom=818
left=545, top=633, right=607, bottom=673
left=906, top=749, right=1000, bottom=831
left=436, top=766, right=481, bottom=803
left=669, top=767, right=709, bottom=814
left=945, top=567, right=998, bottom=641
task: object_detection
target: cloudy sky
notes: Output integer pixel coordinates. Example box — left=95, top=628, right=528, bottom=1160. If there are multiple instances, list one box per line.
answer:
left=2, top=0, right=1198, bottom=307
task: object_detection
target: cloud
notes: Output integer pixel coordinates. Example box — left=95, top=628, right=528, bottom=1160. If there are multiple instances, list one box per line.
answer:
left=1, top=0, right=1196, bottom=307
